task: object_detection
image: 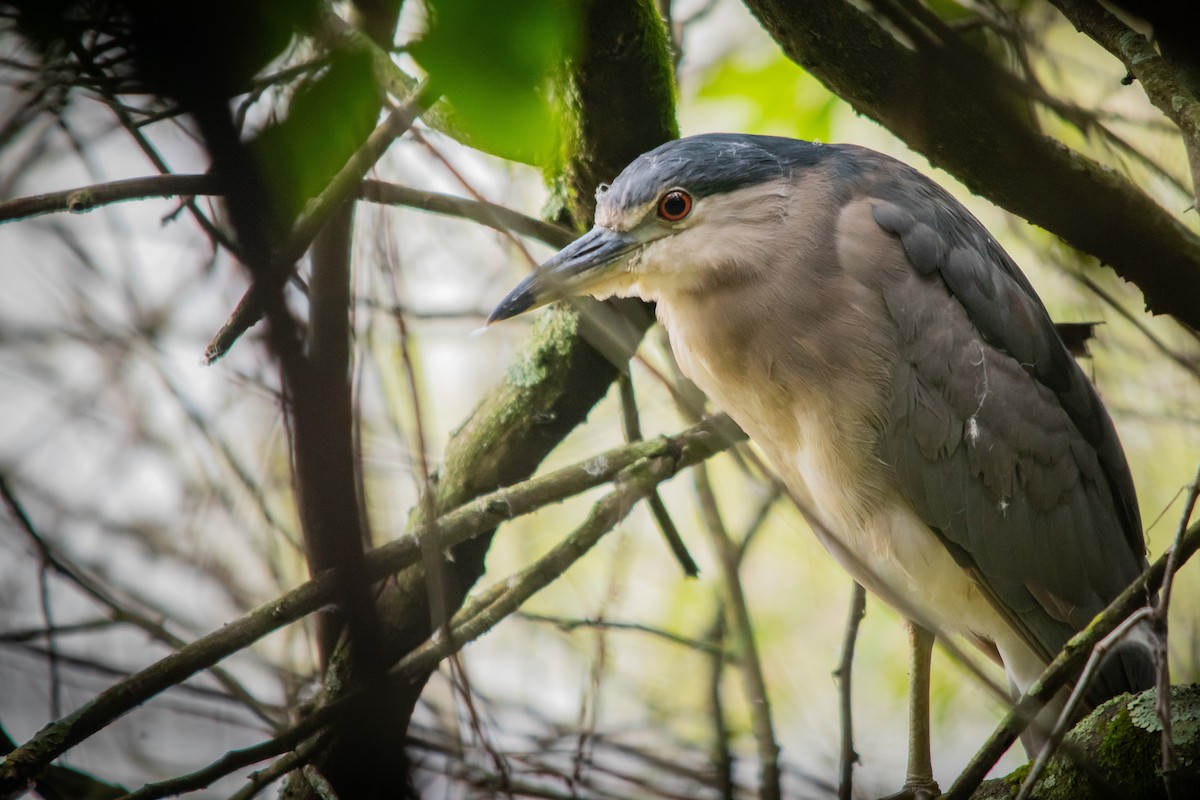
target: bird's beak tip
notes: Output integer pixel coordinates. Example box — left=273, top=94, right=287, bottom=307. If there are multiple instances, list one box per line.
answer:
left=486, top=284, right=537, bottom=325
left=486, top=226, right=636, bottom=326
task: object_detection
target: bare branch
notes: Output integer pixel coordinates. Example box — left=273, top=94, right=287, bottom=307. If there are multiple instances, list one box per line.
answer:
left=0, top=174, right=573, bottom=250
left=1049, top=0, right=1200, bottom=204
left=517, top=612, right=727, bottom=657
left=0, top=173, right=217, bottom=223
left=0, top=474, right=280, bottom=729
left=617, top=371, right=698, bottom=577
left=693, top=464, right=781, bottom=800
left=118, top=452, right=696, bottom=800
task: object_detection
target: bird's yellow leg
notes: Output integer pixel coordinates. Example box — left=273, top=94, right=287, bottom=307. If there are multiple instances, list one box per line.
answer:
left=882, top=621, right=940, bottom=800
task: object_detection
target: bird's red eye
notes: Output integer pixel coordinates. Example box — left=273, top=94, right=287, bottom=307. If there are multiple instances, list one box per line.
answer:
left=657, top=189, right=693, bottom=221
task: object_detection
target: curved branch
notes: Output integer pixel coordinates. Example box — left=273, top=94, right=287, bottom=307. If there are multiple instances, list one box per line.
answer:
left=359, top=180, right=573, bottom=247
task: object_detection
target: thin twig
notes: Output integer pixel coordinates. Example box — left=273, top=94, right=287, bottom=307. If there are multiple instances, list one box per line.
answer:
left=114, top=722, right=324, bottom=800
left=34, top=535, right=62, bottom=719
left=617, top=371, right=698, bottom=577
left=1049, top=0, right=1200, bottom=205
left=226, top=737, right=328, bottom=800
left=391, top=455, right=683, bottom=683
left=1075, top=273, right=1200, bottom=382
left=360, top=179, right=572, bottom=247
left=835, top=583, right=867, bottom=800
left=202, top=82, right=440, bottom=364
left=0, top=475, right=280, bottom=729
left=1153, top=459, right=1200, bottom=789
left=0, top=618, right=117, bottom=642
left=119, top=454, right=687, bottom=800
left=7, top=641, right=280, bottom=712
left=736, top=485, right=782, bottom=563
left=706, top=607, right=734, bottom=800
left=693, top=464, right=781, bottom=800
left=516, top=612, right=727, bottom=658
left=0, top=174, right=573, bottom=250
left=71, top=40, right=242, bottom=259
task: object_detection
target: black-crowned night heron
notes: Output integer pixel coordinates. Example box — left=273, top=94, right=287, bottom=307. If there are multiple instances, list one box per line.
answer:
left=489, top=134, right=1153, bottom=797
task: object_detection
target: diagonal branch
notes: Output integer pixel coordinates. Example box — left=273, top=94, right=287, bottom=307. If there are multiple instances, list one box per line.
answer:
left=0, top=475, right=279, bottom=729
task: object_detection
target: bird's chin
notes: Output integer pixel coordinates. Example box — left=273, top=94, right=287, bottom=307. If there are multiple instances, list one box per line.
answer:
left=585, top=272, right=655, bottom=304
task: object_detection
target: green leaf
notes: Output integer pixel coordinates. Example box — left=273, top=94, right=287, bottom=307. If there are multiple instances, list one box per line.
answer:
left=249, top=49, right=381, bottom=237
left=410, top=0, right=579, bottom=165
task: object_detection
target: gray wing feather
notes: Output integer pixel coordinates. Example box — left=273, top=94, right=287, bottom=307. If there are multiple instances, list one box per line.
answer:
left=844, top=148, right=1152, bottom=698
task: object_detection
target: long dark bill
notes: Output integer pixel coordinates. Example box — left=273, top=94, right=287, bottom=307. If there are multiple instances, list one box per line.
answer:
left=487, top=226, right=640, bottom=323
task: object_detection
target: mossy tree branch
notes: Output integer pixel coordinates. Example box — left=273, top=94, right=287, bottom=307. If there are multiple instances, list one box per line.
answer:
left=969, top=686, right=1200, bottom=800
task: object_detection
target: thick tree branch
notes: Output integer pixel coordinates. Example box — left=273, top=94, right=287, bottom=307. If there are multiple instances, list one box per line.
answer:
left=299, top=200, right=376, bottom=671
left=121, top=450, right=706, bottom=800
left=970, top=685, right=1200, bottom=800
left=742, top=0, right=1200, bottom=331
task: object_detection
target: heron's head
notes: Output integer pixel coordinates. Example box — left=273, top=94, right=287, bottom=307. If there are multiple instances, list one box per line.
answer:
left=488, top=133, right=835, bottom=323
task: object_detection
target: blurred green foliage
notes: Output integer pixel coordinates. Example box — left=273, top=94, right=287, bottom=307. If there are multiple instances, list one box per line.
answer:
left=697, top=51, right=838, bottom=142
left=249, top=49, right=381, bottom=236
left=410, top=0, right=580, bottom=165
